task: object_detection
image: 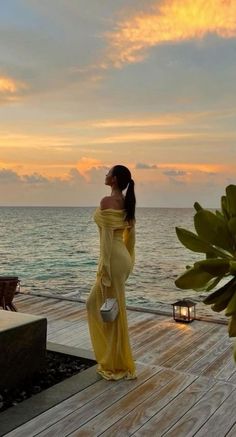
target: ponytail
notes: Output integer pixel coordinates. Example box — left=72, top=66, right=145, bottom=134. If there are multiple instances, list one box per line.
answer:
left=124, top=179, right=136, bottom=223
left=111, top=165, right=136, bottom=223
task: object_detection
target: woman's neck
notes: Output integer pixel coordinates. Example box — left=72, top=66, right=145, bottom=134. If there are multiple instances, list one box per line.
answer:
left=111, top=187, right=123, bottom=198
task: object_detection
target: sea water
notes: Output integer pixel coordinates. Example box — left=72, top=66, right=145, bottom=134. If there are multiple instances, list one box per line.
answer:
left=0, top=206, right=223, bottom=319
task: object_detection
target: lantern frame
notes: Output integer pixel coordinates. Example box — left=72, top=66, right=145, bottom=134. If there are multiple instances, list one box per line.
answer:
left=172, top=299, right=196, bottom=323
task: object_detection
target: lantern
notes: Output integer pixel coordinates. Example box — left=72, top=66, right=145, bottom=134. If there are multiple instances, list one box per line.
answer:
left=172, top=299, right=196, bottom=323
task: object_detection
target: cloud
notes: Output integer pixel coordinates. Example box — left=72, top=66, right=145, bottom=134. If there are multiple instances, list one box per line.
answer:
left=0, top=74, right=28, bottom=103
left=22, top=173, right=49, bottom=184
left=89, top=115, right=185, bottom=128
left=0, top=165, right=104, bottom=206
left=106, top=0, right=236, bottom=67
left=87, top=132, right=191, bottom=145
left=0, top=167, right=86, bottom=186
left=163, top=169, right=188, bottom=176
left=0, top=76, right=18, bottom=93
left=135, top=162, right=158, bottom=169
left=0, top=169, right=21, bottom=183
left=157, top=163, right=224, bottom=173
left=68, top=168, right=86, bottom=182
left=0, top=168, right=52, bottom=185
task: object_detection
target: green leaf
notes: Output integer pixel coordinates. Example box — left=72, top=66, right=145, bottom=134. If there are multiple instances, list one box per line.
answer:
left=203, top=277, right=236, bottom=304
left=194, top=259, right=230, bottom=276
left=175, top=267, right=214, bottom=290
left=230, top=261, right=236, bottom=275
left=210, top=285, right=235, bottom=312
left=194, top=209, right=234, bottom=254
left=228, top=316, right=236, bottom=337
left=176, top=227, right=231, bottom=259
left=215, top=210, right=226, bottom=222
left=225, top=291, right=236, bottom=316
left=194, top=276, right=225, bottom=292
left=176, top=227, right=216, bottom=254
left=228, top=217, right=236, bottom=237
left=221, top=195, right=230, bottom=221
left=205, top=275, right=223, bottom=292
left=205, top=252, right=217, bottom=259
left=194, top=202, right=203, bottom=212
left=226, top=185, right=236, bottom=218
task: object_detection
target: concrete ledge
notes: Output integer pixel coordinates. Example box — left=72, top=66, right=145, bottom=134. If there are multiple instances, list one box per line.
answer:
left=0, top=344, right=98, bottom=436
left=0, top=311, right=47, bottom=391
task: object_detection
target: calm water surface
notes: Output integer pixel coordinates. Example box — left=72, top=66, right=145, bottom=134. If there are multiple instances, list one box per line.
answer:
left=0, top=207, right=220, bottom=318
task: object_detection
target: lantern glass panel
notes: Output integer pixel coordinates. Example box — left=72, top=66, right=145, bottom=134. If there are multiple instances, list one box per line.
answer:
left=172, top=300, right=196, bottom=323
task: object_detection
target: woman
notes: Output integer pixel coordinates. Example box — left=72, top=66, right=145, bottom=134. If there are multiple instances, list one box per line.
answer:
left=86, top=165, right=136, bottom=380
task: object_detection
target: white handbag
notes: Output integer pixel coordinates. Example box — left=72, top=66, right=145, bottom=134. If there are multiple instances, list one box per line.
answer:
left=100, top=297, right=119, bottom=322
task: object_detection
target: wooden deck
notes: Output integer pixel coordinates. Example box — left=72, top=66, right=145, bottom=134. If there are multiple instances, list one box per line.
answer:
left=3, top=293, right=236, bottom=437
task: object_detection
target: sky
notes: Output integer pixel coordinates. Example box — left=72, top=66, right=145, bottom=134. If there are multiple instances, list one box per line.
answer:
left=0, top=0, right=236, bottom=207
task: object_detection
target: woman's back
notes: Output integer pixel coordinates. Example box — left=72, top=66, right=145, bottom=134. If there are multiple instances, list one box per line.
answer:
left=100, top=195, right=124, bottom=211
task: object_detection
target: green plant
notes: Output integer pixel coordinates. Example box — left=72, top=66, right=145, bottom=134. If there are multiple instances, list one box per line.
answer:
left=175, top=184, right=236, bottom=362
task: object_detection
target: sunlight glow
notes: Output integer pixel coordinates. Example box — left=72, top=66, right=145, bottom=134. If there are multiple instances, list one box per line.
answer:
left=107, top=0, right=236, bottom=66
left=0, top=76, right=18, bottom=93
left=0, top=75, right=26, bottom=95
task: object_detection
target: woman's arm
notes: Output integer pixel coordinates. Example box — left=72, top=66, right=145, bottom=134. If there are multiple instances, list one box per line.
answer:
left=123, top=225, right=135, bottom=271
left=98, top=201, right=114, bottom=287
left=99, top=225, right=113, bottom=287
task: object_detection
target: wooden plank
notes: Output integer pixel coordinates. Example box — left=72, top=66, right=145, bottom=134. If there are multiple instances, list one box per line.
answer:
left=131, top=319, right=170, bottom=347
left=8, top=295, right=236, bottom=437
left=90, top=372, right=197, bottom=437
left=228, top=370, right=236, bottom=385
left=17, top=297, right=52, bottom=312
left=175, top=325, right=227, bottom=372
left=147, top=327, right=215, bottom=367
left=202, top=346, right=234, bottom=379
left=17, top=296, right=85, bottom=320
left=47, top=319, right=78, bottom=334
left=187, top=338, right=233, bottom=375
left=34, top=365, right=162, bottom=437
left=5, top=379, right=111, bottom=437
left=45, top=309, right=85, bottom=323
left=5, top=364, right=159, bottom=437
left=134, top=322, right=202, bottom=362
left=162, top=382, right=235, bottom=437
left=67, top=368, right=183, bottom=436
left=48, top=328, right=81, bottom=345
left=226, top=422, right=236, bottom=436
left=216, top=357, right=236, bottom=382
left=133, top=376, right=217, bottom=436
left=194, top=388, right=236, bottom=437
left=128, top=313, right=156, bottom=333
left=158, top=325, right=221, bottom=369
left=134, top=325, right=184, bottom=358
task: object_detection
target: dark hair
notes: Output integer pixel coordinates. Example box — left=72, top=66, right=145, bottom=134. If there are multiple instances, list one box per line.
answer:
left=111, top=165, right=136, bottom=222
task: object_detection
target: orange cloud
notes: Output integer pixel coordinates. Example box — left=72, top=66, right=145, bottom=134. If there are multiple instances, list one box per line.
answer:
left=89, top=131, right=192, bottom=144
left=0, top=76, right=18, bottom=93
left=107, top=0, right=236, bottom=66
left=135, top=161, right=230, bottom=174
left=76, top=157, right=102, bottom=174
left=59, top=114, right=190, bottom=130
left=0, top=75, right=28, bottom=102
left=91, top=115, right=185, bottom=128
left=156, top=162, right=225, bottom=173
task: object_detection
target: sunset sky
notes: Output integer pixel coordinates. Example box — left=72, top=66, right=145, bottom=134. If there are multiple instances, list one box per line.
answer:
left=0, top=0, right=236, bottom=207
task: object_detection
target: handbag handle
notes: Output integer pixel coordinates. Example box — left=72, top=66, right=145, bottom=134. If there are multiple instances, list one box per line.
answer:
left=101, top=282, right=107, bottom=305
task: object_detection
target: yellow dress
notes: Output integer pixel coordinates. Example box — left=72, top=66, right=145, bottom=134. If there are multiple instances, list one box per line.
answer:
left=86, top=207, right=136, bottom=380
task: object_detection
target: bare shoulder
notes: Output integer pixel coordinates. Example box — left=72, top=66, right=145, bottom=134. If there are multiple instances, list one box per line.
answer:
left=100, top=196, right=125, bottom=210
left=100, top=196, right=113, bottom=210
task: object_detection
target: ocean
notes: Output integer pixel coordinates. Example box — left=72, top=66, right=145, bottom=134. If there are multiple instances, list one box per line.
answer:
left=0, top=206, right=225, bottom=321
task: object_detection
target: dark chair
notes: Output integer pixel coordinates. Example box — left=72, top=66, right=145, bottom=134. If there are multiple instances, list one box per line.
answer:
left=0, top=277, right=20, bottom=311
